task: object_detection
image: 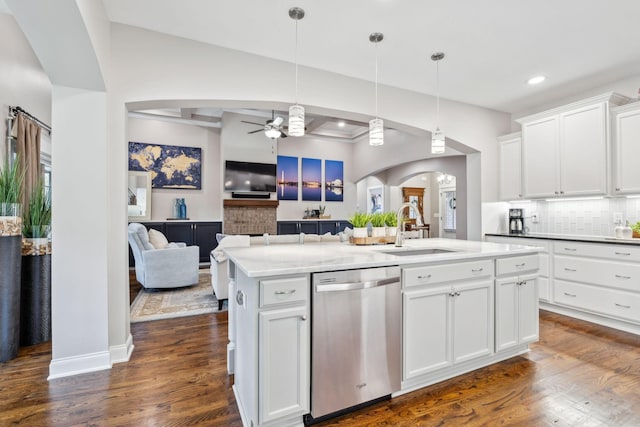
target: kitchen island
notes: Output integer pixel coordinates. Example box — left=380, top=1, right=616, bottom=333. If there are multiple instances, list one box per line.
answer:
left=224, top=238, right=542, bottom=427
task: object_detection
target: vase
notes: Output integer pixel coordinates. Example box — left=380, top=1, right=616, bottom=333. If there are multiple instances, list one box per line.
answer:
left=0, top=202, right=22, bottom=362
left=372, top=227, right=386, bottom=238
left=387, top=227, right=397, bottom=237
left=353, top=227, right=368, bottom=238
left=20, top=253, right=51, bottom=345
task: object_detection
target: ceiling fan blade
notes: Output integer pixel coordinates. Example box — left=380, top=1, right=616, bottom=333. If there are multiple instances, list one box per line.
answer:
left=247, top=129, right=263, bottom=134
left=273, top=116, right=284, bottom=126
left=241, top=120, right=264, bottom=126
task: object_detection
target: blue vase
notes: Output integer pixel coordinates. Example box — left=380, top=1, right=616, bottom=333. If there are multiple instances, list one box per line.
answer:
left=179, top=198, right=187, bottom=219
left=173, top=199, right=180, bottom=218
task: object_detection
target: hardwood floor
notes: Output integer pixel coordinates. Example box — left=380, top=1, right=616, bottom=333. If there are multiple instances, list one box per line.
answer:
left=1, top=310, right=639, bottom=426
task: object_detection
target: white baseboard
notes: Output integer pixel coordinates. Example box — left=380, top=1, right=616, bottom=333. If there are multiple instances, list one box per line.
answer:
left=110, top=333, right=135, bottom=364
left=48, top=351, right=112, bottom=380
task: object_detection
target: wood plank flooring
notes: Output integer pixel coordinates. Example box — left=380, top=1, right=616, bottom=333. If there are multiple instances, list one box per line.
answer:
left=1, top=310, right=639, bottom=426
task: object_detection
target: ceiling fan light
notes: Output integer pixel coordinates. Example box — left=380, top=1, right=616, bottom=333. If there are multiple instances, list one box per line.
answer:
left=288, top=104, right=305, bottom=136
left=369, top=118, right=384, bottom=146
left=265, top=128, right=282, bottom=139
left=431, top=127, right=445, bottom=154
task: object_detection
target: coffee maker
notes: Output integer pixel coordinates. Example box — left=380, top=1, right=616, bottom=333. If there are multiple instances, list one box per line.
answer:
left=509, top=208, right=524, bottom=234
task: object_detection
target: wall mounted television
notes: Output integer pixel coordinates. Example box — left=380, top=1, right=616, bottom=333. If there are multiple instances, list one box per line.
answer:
left=224, top=160, right=277, bottom=193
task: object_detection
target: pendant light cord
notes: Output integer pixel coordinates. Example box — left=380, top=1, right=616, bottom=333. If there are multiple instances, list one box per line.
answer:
left=436, top=59, right=440, bottom=126
left=295, top=19, right=299, bottom=104
left=375, top=41, right=379, bottom=119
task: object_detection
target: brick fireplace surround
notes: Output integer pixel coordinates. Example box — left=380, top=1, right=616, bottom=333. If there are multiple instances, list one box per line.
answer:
left=223, top=199, right=278, bottom=235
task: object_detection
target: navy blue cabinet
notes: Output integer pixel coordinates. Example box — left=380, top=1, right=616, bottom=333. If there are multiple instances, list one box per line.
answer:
left=278, top=220, right=350, bottom=235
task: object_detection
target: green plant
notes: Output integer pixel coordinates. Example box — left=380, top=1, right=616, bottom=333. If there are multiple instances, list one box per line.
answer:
left=0, top=157, right=24, bottom=205
left=632, top=221, right=640, bottom=234
left=349, top=212, right=371, bottom=228
left=370, top=212, right=386, bottom=227
left=22, top=179, right=51, bottom=238
left=384, top=211, right=397, bottom=227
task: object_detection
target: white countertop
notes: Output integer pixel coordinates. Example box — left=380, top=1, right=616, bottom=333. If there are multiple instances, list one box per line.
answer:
left=485, top=232, right=640, bottom=246
left=224, top=238, right=542, bottom=277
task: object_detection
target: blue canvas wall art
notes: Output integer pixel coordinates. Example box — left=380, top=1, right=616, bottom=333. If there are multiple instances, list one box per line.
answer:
left=277, top=155, right=299, bottom=200
left=324, top=160, right=344, bottom=202
left=129, top=142, right=202, bottom=190
left=301, top=157, right=322, bottom=201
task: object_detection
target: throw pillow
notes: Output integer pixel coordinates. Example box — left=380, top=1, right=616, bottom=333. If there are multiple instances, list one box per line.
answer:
left=216, top=233, right=227, bottom=244
left=148, top=229, right=169, bottom=249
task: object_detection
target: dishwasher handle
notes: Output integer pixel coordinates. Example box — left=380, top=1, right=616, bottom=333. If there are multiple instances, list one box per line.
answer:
left=315, top=277, right=399, bottom=292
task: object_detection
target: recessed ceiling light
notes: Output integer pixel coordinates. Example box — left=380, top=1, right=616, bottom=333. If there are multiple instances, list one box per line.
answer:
left=527, top=75, right=546, bottom=85
left=337, top=121, right=345, bottom=127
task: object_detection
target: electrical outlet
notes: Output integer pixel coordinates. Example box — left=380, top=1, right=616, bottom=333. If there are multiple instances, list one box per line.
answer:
left=531, top=212, right=539, bottom=223
left=613, top=212, right=623, bottom=225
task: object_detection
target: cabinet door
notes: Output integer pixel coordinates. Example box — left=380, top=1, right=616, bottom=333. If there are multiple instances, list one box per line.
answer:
left=495, top=278, right=519, bottom=352
left=499, top=135, right=523, bottom=201
left=613, top=106, right=640, bottom=194
left=452, top=280, right=493, bottom=364
left=277, top=221, right=300, bottom=235
left=522, top=116, right=560, bottom=198
left=259, top=305, right=309, bottom=423
left=518, top=276, right=539, bottom=344
left=403, top=286, right=452, bottom=380
left=165, top=223, right=194, bottom=245
left=194, top=222, right=222, bottom=262
left=299, top=221, right=318, bottom=234
left=560, top=103, right=607, bottom=196
left=336, top=221, right=352, bottom=233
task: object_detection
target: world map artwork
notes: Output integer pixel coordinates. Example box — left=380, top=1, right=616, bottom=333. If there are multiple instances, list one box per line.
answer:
left=128, top=142, right=202, bottom=189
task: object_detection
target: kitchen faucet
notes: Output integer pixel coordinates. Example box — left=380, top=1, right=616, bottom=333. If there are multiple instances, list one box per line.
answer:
left=395, top=202, right=424, bottom=247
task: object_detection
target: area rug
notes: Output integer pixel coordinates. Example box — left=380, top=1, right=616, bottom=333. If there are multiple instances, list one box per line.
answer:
left=130, top=272, right=226, bottom=323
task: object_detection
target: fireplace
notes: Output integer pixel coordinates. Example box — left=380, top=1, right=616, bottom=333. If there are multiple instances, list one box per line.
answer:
left=223, top=199, right=278, bottom=235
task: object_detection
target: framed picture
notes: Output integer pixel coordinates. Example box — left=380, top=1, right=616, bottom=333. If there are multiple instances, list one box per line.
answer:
left=301, top=157, right=322, bottom=201
left=367, top=186, right=383, bottom=214
left=128, top=142, right=202, bottom=189
left=277, top=155, right=298, bottom=200
left=324, top=160, right=344, bottom=202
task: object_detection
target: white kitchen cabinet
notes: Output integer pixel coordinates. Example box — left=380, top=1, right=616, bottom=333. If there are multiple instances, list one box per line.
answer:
left=495, top=273, right=539, bottom=352
left=259, top=305, right=309, bottom=423
left=403, top=278, right=493, bottom=380
left=611, top=101, right=640, bottom=195
left=518, top=93, right=628, bottom=199
left=498, top=133, right=523, bottom=201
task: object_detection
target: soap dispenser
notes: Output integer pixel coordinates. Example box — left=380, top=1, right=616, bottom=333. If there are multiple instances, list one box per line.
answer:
left=615, top=223, right=624, bottom=238
left=622, top=221, right=633, bottom=239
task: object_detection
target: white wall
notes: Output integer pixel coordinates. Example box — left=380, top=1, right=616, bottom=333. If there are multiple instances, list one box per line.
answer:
left=128, top=117, right=221, bottom=221
left=0, top=13, right=51, bottom=164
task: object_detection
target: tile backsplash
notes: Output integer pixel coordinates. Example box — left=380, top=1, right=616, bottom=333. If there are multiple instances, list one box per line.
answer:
left=509, top=198, right=640, bottom=237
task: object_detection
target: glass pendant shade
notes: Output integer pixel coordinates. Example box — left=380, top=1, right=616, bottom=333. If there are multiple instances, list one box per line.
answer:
left=369, top=118, right=384, bottom=146
left=288, top=104, right=305, bottom=136
left=431, top=127, right=445, bottom=154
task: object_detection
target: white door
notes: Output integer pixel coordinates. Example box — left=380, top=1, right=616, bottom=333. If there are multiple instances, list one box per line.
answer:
left=495, top=277, right=519, bottom=352
left=613, top=106, right=640, bottom=194
left=560, top=103, right=607, bottom=196
left=259, top=305, right=309, bottom=423
left=518, top=275, right=539, bottom=344
left=439, top=185, right=456, bottom=239
left=522, top=116, right=560, bottom=198
left=498, top=135, right=523, bottom=201
left=452, top=280, right=494, bottom=364
left=403, top=286, right=452, bottom=380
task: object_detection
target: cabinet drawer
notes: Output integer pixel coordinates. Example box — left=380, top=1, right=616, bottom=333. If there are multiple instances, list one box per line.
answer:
left=554, top=256, right=640, bottom=292
left=553, top=241, right=640, bottom=263
left=403, top=259, right=493, bottom=288
left=555, top=280, right=640, bottom=324
left=496, top=255, right=539, bottom=277
left=260, top=276, right=308, bottom=308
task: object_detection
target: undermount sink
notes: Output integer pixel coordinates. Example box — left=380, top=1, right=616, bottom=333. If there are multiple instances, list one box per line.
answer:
left=378, top=248, right=456, bottom=257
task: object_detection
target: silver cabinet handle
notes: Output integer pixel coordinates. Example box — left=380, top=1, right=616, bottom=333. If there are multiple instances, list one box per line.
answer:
left=615, top=252, right=631, bottom=256
left=471, top=268, right=483, bottom=272
left=516, top=263, right=526, bottom=268
left=519, top=280, right=528, bottom=286
left=564, top=267, right=576, bottom=272
left=448, top=291, right=461, bottom=297
left=274, top=289, right=297, bottom=295
left=564, top=248, right=577, bottom=252
left=417, top=274, right=431, bottom=279
left=615, top=274, right=631, bottom=280
left=615, top=303, right=631, bottom=309
left=300, top=315, right=308, bottom=321
left=564, top=292, right=577, bottom=297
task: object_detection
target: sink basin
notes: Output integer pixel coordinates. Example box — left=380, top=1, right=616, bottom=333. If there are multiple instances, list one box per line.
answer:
left=378, top=248, right=456, bottom=257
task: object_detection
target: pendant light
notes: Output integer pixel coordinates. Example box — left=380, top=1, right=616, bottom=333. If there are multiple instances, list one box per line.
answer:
left=288, top=7, right=305, bottom=137
left=369, top=32, right=384, bottom=146
left=431, top=52, right=445, bottom=154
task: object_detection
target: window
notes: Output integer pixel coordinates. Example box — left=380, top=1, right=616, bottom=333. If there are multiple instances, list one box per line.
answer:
left=443, top=191, right=456, bottom=231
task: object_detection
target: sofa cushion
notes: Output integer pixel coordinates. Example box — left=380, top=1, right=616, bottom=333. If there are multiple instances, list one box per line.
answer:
left=149, top=228, right=169, bottom=249
left=129, top=222, right=155, bottom=251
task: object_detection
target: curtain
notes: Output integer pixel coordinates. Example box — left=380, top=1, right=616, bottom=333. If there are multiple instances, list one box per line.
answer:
left=15, top=113, right=41, bottom=209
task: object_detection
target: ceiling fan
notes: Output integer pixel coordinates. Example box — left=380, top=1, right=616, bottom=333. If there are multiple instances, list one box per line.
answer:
left=242, top=110, right=287, bottom=139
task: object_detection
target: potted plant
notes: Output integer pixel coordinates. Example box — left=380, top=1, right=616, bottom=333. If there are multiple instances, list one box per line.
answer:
left=632, top=221, right=640, bottom=239
left=0, top=158, right=24, bottom=362
left=384, top=211, right=398, bottom=237
left=349, top=212, right=371, bottom=239
left=20, top=179, right=52, bottom=345
left=370, top=212, right=387, bottom=237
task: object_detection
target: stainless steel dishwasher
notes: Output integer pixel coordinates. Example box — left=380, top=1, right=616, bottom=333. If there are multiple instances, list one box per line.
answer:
left=309, top=266, right=401, bottom=421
